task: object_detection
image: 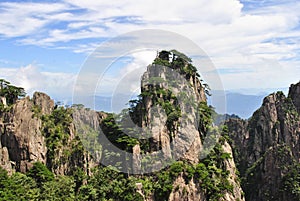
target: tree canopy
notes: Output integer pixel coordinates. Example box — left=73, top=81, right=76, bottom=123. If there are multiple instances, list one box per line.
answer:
left=0, top=79, right=26, bottom=105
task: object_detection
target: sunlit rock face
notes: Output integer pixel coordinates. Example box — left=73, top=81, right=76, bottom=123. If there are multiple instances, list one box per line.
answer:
left=226, top=81, right=300, bottom=201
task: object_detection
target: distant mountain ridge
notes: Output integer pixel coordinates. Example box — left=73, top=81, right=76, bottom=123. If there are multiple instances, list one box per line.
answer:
left=220, top=92, right=266, bottom=119
left=59, top=91, right=267, bottom=119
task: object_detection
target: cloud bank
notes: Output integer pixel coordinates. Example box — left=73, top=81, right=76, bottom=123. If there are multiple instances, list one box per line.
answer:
left=0, top=0, right=300, bottom=97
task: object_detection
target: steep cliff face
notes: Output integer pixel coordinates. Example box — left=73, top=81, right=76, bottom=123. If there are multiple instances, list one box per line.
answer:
left=226, top=82, right=300, bottom=201
left=71, top=107, right=107, bottom=174
left=128, top=50, right=244, bottom=201
left=289, top=81, right=300, bottom=114
left=0, top=92, right=52, bottom=173
left=0, top=50, right=245, bottom=201
left=138, top=63, right=205, bottom=166
left=0, top=92, right=97, bottom=175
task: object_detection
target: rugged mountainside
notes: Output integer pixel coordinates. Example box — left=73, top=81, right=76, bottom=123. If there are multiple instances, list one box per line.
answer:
left=226, top=81, right=300, bottom=201
left=0, top=50, right=244, bottom=200
left=127, top=50, right=244, bottom=200
left=289, top=82, right=300, bottom=114
left=0, top=92, right=51, bottom=173
left=0, top=92, right=96, bottom=176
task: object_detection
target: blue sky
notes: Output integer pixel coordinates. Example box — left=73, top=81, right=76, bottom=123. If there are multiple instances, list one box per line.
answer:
left=0, top=0, right=300, bottom=102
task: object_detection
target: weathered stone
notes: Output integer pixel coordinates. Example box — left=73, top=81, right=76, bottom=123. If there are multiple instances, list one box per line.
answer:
left=135, top=60, right=244, bottom=200
left=32, top=92, right=54, bottom=115
left=226, top=82, right=300, bottom=201
left=289, top=81, right=300, bottom=114
left=169, top=174, right=206, bottom=201
left=0, top=93, right=99, bottom=175
left=0, top=97, right=47, bottom=173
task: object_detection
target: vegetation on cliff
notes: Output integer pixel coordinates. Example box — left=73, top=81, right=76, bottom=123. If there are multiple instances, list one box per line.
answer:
left=0, top=50, right=243, bottom=200
left=226, top=86, right=300, bottom=201
left=0, top=79, right=26, bottom=110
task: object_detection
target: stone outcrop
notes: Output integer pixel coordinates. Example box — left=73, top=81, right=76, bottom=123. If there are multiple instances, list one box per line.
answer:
left=220, top=141, right=245, bottom=201
left=71, top=107, right=106, bottom=175
left=289, top=81, right=300, bottom=113
left=169, top=174, right=206, bottom=201
left=226, top=82, right=300, bottom=201
left=0, top=51, right=246, bottom=201
left=138, top=64, right=205, bottom=166
left=131, top=51, right=244, bottom=200
left=0, top=92, right=97, bottom=175
left=32, top=92, right=55, bottom=115
left=0, top=93, right=52, bottom=173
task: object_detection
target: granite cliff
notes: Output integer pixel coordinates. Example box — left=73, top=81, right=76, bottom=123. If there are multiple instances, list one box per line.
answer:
left=0, top=92, right=97, bottom=176
left=226, top=81, right=300, bottom=201
left=127, top=50, right=244, bottom=200
left=0, top=50, right=245, bottom=200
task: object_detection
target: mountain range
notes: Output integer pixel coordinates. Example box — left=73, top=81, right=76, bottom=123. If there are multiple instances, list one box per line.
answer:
left=0, top=50, right=299, bottom=201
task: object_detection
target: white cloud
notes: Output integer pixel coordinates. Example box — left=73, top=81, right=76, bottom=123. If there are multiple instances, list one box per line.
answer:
left=0, top=2, right=70, bottom=37
left=1, top=0, right=300, bottom=94
left=95, top=50, right=157, bottom=96
left=0, top=64, right=76, bottom=99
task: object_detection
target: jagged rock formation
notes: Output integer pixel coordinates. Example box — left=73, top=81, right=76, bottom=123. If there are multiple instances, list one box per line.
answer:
left=32, top=92, right=55, bottom=115
left=169, top=174, right=206, bottom=201
left=0, top=50, right=245, bottom=201
left=226, top=82, right=300, bottom=201
left=0, top=92, right=51, bottom=173
left=127, top=50, right=244, bottom=200
left=135, top=63, right=205, bottom=167
left=0, top=92, right=96, bottom=175
left=289, top=81, right=300, bottom=113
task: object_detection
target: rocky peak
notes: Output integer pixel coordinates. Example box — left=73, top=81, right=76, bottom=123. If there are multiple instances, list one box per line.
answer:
left=129, top=50, right=244, bottom=200
left=0, top=96, right=47, bottom=173
left=288, top=81, right=300, bottom=114
left=0, top=91, right=95, bottom=175
left=134, top=50, right=207, bottom=169
left=32, top=92, right=55, bottom=115
left=0, top=52, right=245, bottom=201
left=226, top=83, right=300, bottom=201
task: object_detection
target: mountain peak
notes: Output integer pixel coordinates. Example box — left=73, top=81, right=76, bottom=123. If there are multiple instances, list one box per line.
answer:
left=288, top=81, right=300, bottom=113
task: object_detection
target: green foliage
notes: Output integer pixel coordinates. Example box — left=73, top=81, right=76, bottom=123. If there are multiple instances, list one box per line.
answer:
left=158, top=50, right=171, bottom=61
left=154, top=170, right=174, bottom=201
left=0, top=143, right=232, bottom=201
left=152, top=50, right=202, bottom=82
left=27, top=162, right=54, bottom=187
left=0, top=50, right=236, bottom=201
left=0, top=171, right=39, bottom=201
left=0, top=79, right=26, bottom=106
left=101, top=86, right=181, bottom=158
left=80, top=166, right=144, bottom=201
left=153, top=58, right=171, bottom=67
left=195, top=144, right=234, bottom=201
left=198, top=101, right=214, bottom=139
left=40, top=176, right=75, bottom=201
left=282, top=164, right=300, bottom=200
left=170, top=49, right=192, bottom=62
left=152, top=144, right=233, bottom=201
left=158, top=96, right=181, bottom=135
left=101, top=113, right=138, bottom=152
left=99, top=112, right=140, bottom=170
left=71, top=167, right=86, bottom=193
left=141, top=87, right=182, bottom=136
left=0, top=167, right=77, bottom=201
left=0, top=166, right=8, bottom=177
left=32, top=104, right=42, bottom=118
left=41, top=106, right=73, bottom=168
